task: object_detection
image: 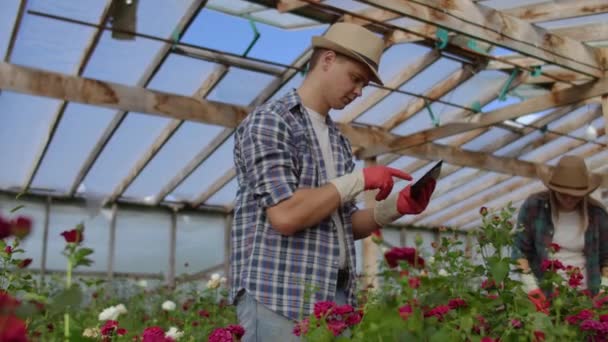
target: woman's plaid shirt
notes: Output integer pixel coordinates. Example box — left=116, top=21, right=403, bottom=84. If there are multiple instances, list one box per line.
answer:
left=512, top=191, right=608, bottom=294
left=230, top=89, right=360, bottom=321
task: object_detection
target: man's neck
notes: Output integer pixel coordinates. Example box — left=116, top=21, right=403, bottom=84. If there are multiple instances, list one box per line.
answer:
left=297, top=77, right=330, bottom=116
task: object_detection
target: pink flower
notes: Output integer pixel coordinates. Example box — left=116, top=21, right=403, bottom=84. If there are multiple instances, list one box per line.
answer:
left=61, top=228, right=83, bottom=243
left=384, top=247, right=425, bottom=268
left=568, top=268, right=584, bottom=288
left=566, top=309, right=594, bottom=325
left=481, top=338, right=498, bottom=342
left=398, top=304, right=413, bottom=320
left=600, top=314, right=608, bottom=323
left=208, top=328, right=233, bottom=342
left=540, top=259, right=565, bottom=272
left=4, top=246, right=12, bottom=255
left=0, top=315, right=28, bottom=342
left=511, top=319, right=523, bottom=329
left=100, top=320, right=119, bottom=336
left=10, top=217, right=32, bottom=239
left=142, top=326, right=171, bottom=342
left=448, top=298, right=467, bottom=310
left=332, top=304, right=354, bottom=315
left=594, top=295, right=608, bottom=309
left=198, top=309, right=210, bottom=317
left=225, top=324, right=245, bottom=339
left=548, top=243, right=561, bottom=253
left=424, top=305, right=451, bottom=320
left=345, top=310, right=363, bottom=326
left=313, top=301, right=335, bottom=318
left=293, top=318, right=310, bottom=337
left=479, top=207, right=488, bottom=216
left=408, top=277, right=421, bottom=289
left=327, top=319, right=348, bottom=336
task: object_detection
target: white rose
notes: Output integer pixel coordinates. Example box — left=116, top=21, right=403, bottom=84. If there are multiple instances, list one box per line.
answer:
left=438, top=269, right=449, bottom=277
left=165, top=327, right=184, bottom=340
left=115, top=303, right=127, bottom=314
left=82, top=327, right=99, bottom=338
left=136, top=279, right=148, bottom=288
left=162, top=300, right=176, bottom=311
left=220, top=277, right=227, bottom=284
left=206, top=279, right=220, bottom=289
left=428, top=256, right=435, bottom=265
left=211, top=273, right=221, bottom=281
left=98, top=307, right=119, bottom=321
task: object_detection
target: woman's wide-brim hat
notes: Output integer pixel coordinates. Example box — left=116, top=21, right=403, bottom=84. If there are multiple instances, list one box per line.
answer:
left=311, top=22, right=384, bottom=85
left=538, top=155, right=601, bottom=197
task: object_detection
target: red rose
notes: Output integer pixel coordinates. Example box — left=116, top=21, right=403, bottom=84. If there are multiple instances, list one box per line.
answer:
left=10, top=217, right=32, bottom=239
left=4, top=246, right=12, bottom=255
left=313, top=301, right=335, bottom=319
left=0, top=315, right=28, bottom=342
left=142, top=326, right=171, bottom=342
left=398, top=304, right=413, bottom=320
left=0, top=217, right=11, bottom=239
left=17, top=258, right=32, bottom=269
left=225, top=324, right=245, bottom=338
left=479, top=207, right=488, bottom=216
left=408, top=277, right=421, bottom=289
left=384, top=247, right=425, bottom=268
left=208, top=328, right=233, bottom=342
left=549, top=243, right=561, bottom=253
left=61, top=229, right=83, bottom=243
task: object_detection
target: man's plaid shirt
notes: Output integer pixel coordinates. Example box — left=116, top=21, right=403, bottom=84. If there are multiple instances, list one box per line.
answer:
left=230, top=89, right=359, bottom=320
left=512, top=191, right=608, bottom=294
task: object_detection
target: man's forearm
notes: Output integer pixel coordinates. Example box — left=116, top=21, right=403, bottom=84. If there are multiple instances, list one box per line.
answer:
left=351, top=209, right=380, bottom=240
left=266, top=184, right=341, bottom=235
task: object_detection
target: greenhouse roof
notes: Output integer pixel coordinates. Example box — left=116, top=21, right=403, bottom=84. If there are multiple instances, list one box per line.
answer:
left=1, top=0, right=608, bottom=231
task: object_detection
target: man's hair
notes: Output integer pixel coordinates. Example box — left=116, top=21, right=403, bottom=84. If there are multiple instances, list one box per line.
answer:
left=308, top=48, right=346, bottom=72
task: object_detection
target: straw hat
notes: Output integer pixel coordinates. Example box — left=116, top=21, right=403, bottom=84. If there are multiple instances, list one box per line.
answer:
left=312, top=22, right=384, bottom=85
left=538, top=155, right=601, bottom=197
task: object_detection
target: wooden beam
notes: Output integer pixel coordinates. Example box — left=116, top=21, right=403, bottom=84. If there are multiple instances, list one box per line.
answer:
left=67, top=0, right=209, bottom=196
left=551, top=22, right=608, bottom=43
left=22, top=1, right=114, bottom=192
left=603, top=95, right=608, bottom=137
left=362, top=0, right=603, bottom=77
left=337, top=49, right=440, bottom=124
left=104, top=65, right=228, bottom=205
left=502, top=0, right=608, bottom=24
left=358, top=77, right=608, bottom=158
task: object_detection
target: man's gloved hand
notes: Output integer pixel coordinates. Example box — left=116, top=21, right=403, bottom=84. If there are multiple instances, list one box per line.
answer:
left=521, top=272, right=549, bottom=314
left=373, top=179, right=436, bottom=226
left=330, top=166, right=412, bottom=203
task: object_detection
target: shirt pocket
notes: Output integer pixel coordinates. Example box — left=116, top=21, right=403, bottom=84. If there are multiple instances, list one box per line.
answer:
left=292, top=129, right=319, bottom=187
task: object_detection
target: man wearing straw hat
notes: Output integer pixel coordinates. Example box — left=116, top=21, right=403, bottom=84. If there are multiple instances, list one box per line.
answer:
left=231, top=23, right=436, bottom=340
left=513, top=155, right=608, bottom=313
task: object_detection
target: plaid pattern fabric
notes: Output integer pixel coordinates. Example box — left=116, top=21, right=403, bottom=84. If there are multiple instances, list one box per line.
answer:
left=230, top=89, right=359, bottom=320
left=512, top=191, right=608, bottom=294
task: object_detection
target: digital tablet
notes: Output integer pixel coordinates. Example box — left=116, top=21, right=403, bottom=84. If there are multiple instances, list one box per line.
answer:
left=410, top=160, right=443, bottom=198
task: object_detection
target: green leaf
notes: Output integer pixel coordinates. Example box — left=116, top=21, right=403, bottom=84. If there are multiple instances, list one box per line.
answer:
left=430, top=327, right=452, bottom=342
left=10, top=204, right=25, bottom=213
left=460, top=316, right=474, bottom=333
left=490, top=258, right=510, bottom=283
left=48, top=286, right=83, bottom=314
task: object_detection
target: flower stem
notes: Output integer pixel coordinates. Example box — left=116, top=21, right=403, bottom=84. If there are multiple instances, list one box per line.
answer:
left=64, top=256, right=73, bottom=341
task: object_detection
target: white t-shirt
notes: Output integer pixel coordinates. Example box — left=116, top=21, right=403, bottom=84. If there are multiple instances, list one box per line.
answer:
left=305, top=106, right=348, bottom=269
left=553, top=210, right=587, bottom=288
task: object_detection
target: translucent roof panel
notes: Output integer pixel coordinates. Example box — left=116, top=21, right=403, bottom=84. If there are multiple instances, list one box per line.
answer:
left=494, top=130, right=544, bottom=157
left=10, top=12, right=95, bottom=74
left=325, top=0, right=372, bottom=13
left=477, top=0, right=548, bottom=10
left=441, top=70, right=509, bottom=109
left=81, top=113, right=172, bottom=195
left=205, top=177, right=238, bottom=206
left=146, top=54, right=219, bottom=96
left=0, top=0, right=22, bottom=58
left=355, top=92, right=414, bottom=125
left=376, top=44, right=432, bottom=83
left=182, top=9, right=326, bottom=64
left=124, top=123, right=225, bottom=200
left=206, top=67, right=276, bottom=106
left=82, top=31, right=164, bottom=85
left=400, top=57, right=462, bottom=94
left=536, top=13, right=608, bottom=30
left=170, top=132, right=235, bottom=201
left=114, top=208, right=171, bottom=275
left=249, top=9, right=321, bottom=28
left=176, top=213, right=225, bottom=275
left=460, top=127, right=512, bottom=151
left=28, top=0, right=106, bottom=23
left=136, top=0, right=198, bottom=38
left=30, top=104, right=117, bottom=192
left=206, top=0, right=265, bottom=14
left=270, top=73, right=304, bottom=102
left=0, top=92, right=61, bottom=190
left=387, top=156, right=420, bottom=170
left=391, top=99, right=449, bottom=136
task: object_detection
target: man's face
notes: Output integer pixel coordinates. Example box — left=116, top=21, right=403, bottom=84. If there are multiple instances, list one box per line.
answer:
left=322, top=53, right=371, bottom=110
left=554, top=191, right=583, bottom=211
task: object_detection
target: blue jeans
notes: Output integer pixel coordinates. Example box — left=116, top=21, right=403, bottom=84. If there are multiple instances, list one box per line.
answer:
left=236, top=288, right=348, bottom=342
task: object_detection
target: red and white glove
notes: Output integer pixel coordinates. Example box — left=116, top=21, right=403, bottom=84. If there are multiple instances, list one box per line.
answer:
left=329, top=166, right=412, bottom=203
left=373, top=179, right=436, bottom=226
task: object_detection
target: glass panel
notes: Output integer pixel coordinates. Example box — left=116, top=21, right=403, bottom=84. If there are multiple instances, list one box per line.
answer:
left=137, top=0, right=197, bottom=38
left=205, top=176, right=238, bottom=206
left=390, top=103, right=440, bottom=136
left=171, top=133, right=235, bottom=201
left=270, top=73, right=304, bottom=102
left=494, top=130, right=543, bottom=157
left=147, top=54, right=219, bottom=95
left=461, top=127, right=512, bottom=151
left=206, top=67, right=276, bottom=106
left=0, top=195, right=46, bottom=270
left=113, top=208, right=171, bottom=275
left=537, top=13, right=608, bottom=30
left=325, top=0, right=371, bottom=12
left=81, top=113, right=172, bottom=195
left=477, top=0, right=548, bottom=10
left=31, top=104, right=117, bottom=193
left=47, top=203, right=111, bottom=272
left=249, top=9, right=320, bottom=28
left=0, top=0, right=21, bottom=58
left=207, top=0, right=266, bottom=14
left=29, top=0, right=107, bottom=23
left=400, top=58, right=462, bottom=94
left=124, top=122, right=225, bottom=199
left=0, top=92, right=61, bottom=189
left=176, top=212, right=224, bottom=276
left=82, top=30, right=164, bottom=85
left=10, top=13, right=95, bottom=74
left=355, top=92, right=413, bottom=125
left=377, top=44, right=432, bottom=85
